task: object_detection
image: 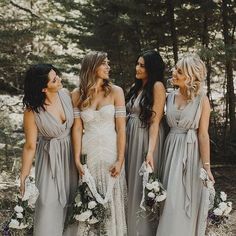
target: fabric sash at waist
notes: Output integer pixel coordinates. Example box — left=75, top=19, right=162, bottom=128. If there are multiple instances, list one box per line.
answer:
left=170, top=127, right=197, bottom=218
left=39, top=130, right=71, bottom=207
left=127, top=113, right=139, bottom=118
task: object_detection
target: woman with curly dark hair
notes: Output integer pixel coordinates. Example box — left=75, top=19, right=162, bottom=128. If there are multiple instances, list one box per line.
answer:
left=20, top=64, right=78, bottom=236
left=125, top=49, right=166, bottom=236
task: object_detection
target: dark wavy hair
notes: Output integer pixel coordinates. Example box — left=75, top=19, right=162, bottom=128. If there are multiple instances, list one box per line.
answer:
left=126, top=50, right=165, bottom=128
left=23, top=64, right=60, bottom=113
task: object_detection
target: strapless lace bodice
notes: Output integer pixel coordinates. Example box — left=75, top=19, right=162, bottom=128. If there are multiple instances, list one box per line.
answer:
left=77, top=103, right=127, bottom=235
left=81, top=104, right=116, bottom=133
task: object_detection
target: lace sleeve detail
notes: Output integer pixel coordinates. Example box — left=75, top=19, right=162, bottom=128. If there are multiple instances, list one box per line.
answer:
left=73, top=107, right=81, bottom=118
left=115, top=106, right=126, bottom=118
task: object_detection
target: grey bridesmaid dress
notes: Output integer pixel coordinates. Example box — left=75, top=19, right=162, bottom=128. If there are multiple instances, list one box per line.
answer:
left=156, top=91, right=209, bottom=236
left=33, top=89, right=78, bottom=236
left=125, top=91, right=165, bottom=236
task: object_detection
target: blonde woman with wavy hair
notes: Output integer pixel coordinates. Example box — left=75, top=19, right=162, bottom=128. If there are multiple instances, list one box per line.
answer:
left=156, top=54, right=214, bottom=236
left=72, top=51, right=127, bottom=235
left=176, top=53, right=207, bottom=101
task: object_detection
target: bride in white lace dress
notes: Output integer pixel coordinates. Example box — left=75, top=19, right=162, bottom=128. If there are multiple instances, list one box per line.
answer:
left=72, top=51, right=127, bottom=236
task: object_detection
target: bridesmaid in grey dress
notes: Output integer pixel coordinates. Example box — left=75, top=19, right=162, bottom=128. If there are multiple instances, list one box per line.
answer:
left=20, top=64, right=78, bottom=236
left=125, top=50, right=166, bottom=236
left=156, top=54, right=215, bottom=236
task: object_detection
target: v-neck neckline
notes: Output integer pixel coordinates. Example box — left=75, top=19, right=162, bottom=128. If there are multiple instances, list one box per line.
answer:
left=133, top=90, right=143, bottom=104
left=46, top=91, right=67, bottom=125
left=172, top=91, right=191, bottom=111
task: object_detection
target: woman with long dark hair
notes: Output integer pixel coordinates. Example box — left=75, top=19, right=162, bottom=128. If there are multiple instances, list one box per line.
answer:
left=125, top=49, right=166, bottom=236
left=20, top=64, right=78, bottom=235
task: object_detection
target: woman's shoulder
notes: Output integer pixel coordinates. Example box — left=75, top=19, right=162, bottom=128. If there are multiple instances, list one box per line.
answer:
left=23, top=108, right=37, bottom=122
left=194, top=91, right=207, bottom=103
left=71, top=88, right=80, bottom=107
left=111, top=84, right=124, bottom=96
left=153, top=81, right=166, bottom=95
left=154, top=81, right=165, bottom=88
left=71, top=87, right=80, bottom=96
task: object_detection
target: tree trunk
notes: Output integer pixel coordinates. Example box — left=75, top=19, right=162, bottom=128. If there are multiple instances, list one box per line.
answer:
left=221, top=0, right=235, bottom=138
left=166, top=0, right=178, bottom=64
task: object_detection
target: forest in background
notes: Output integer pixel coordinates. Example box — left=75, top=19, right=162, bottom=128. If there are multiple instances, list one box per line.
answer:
left=0, top=0, right=235, bottom=164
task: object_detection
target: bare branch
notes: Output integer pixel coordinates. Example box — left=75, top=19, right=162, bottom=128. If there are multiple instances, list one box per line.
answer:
left=9, top=0, right=40, bottom=18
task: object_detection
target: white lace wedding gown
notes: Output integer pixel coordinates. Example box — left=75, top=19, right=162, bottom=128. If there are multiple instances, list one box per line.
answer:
left=77, top=104, right=127, bottom=236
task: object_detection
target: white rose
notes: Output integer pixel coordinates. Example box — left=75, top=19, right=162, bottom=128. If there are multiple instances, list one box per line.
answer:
left=213, top=208, right=223, bottom=216
left=223, top=202, right=232, bottom=215
left=88, top=201, right=97, bottom=209
left=14, top=205, right=24, bottom=213
left=146, top=183, right=153, bottom=190
left=155, top=192, right=167, bottom=202
left=88, top=217, right=99, bottom=224
left=153, top=186, right=160, bottom=193
left=220, top=192, right=227, bottom=201
left=218, top=202, right=227, bottom=211
left=75, top=194, right=81, bottom=204
left=147, top=192, right=155, bottom=199
left=152, top=181, right=159, bottom=188
left=16, top=213, right=23, bottom=219
left=224, top=206, right=232, bottom=216
left=9, top=219, right=19, bottom=229
left=75, top=210, right=92, bottom=222
left=18, top=223, right=28, bottom=229
left=76, top=201, right=82, bottom=207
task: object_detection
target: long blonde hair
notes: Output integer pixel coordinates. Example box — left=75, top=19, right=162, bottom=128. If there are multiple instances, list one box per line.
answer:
left=176, top=53, right=206, bottom=100
left=78, top=51, right=112, bottom=109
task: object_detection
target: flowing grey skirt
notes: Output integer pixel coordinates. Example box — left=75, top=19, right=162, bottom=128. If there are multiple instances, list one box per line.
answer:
left=125, top=116, right=165, bottom=236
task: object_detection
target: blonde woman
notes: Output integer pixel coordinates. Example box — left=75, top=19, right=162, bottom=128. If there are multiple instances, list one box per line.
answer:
left=156, top=54, right=215, bottom=236
left=72, top=51, right=127, bottom=235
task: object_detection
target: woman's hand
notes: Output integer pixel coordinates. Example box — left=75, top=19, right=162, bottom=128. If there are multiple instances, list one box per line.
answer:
left=146, top=152, right=154, bottom=170
left=204, top=165, right=215, bottom=184
left=19, top=175, right=27, bottom=197
left=109, top=161, right=123, bottom=177
left=76, top=162, right=85, bottom=176
left=206, top=168, right=215, bottom=184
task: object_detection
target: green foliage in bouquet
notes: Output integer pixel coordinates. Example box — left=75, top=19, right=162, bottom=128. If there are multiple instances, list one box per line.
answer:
left=65, top=154, right=110, bottom=235
left=2, top=196, right=34, bottom=236
left=206, top=191, right=233, bottom=235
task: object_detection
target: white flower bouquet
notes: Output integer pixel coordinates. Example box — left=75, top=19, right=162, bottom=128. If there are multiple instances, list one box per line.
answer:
left=200, top=168, right=233, bottom=236
left=139, top=162, right=167, bottom=216
left=206, top=191, right=233, bottom=236
left=2, top=173, right=39, bottom=236
left=65, top=155, right=110, bottom=235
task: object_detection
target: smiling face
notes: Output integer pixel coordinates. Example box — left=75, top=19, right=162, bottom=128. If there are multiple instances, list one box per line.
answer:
left=45, top=69, right=63, bottom=92
left=171, top=65, right=187, bottom=88
left=136, top=57, right=148, bottom=81
left=96, top=57, right=110, bottom=80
